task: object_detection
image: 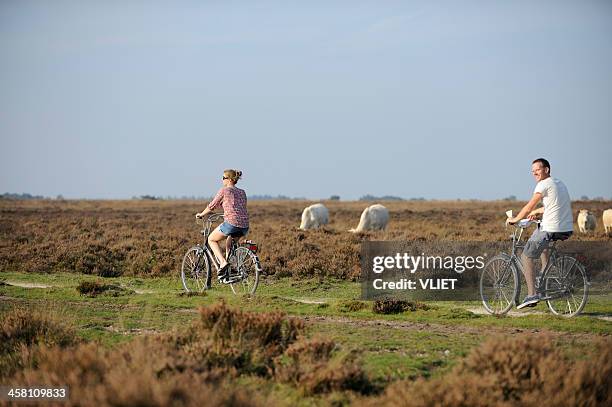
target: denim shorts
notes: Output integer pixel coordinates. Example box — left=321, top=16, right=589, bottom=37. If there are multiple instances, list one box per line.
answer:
left=219, top=222, right=249, bottom=238
left=523, top=226, right=572, bottom=258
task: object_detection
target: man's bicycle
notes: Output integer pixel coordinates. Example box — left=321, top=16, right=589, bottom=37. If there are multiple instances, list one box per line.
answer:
left=480, top=219, right=589, bottom=317
left=180, top=213, right=262, bottom=295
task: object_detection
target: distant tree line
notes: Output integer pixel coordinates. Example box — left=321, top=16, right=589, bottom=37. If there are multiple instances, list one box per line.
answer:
left=1, top=192, right=47, bottom=200
left=358, top=194, right=426, bottom=201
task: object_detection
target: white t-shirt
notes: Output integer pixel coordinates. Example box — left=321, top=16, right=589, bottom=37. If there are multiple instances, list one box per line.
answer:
left=534, top=177, right=573, bottom=232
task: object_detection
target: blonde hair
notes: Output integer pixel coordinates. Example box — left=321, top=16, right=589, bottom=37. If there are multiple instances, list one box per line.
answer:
left=223, top=169, right=242, bottom=184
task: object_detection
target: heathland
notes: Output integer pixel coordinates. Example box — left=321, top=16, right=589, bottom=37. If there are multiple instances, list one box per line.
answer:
left=1, top=199, right=611, bottom=406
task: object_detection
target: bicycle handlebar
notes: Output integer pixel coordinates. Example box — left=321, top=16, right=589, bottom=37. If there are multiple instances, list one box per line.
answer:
left=195, top=213, right=224, bottom=226
left=515, top=219, right=541, bottom=228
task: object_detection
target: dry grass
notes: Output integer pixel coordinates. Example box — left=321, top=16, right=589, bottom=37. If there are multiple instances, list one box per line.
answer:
left=10, top=341, right=263, bottom=407
left=0, top=307, right=78, bottom=379
left=2, top=302, right=609, bottom=406
left=2, top=199, right=610, bottom=280
left=2, top=302, right=374, bottom=405
left=360, top=334, right=612, bottom=407
left=275, top=338, right=374, bottom=395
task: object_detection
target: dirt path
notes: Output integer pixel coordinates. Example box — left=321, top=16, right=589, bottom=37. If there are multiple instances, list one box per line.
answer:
left=466, top=306, right=612, bottom=322
left=1, top=280, right=155, bottom=295
left=300, top=314, right=608, bottom=342
left=4, top=281, right=54, bottom=289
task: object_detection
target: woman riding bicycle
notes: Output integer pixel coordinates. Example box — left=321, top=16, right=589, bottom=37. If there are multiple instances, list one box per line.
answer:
left=196, top=169, right=249, bottom=279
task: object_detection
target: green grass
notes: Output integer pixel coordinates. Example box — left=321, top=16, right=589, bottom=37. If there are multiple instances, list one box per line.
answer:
left=1, top=270, right=610, bottom=380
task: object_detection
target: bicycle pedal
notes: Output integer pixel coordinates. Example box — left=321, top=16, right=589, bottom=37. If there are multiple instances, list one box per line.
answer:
left=224, top=274, right=242, bottom=284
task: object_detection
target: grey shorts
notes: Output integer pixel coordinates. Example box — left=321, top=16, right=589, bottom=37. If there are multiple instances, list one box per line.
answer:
left=523, top=227, right=572, bottom=258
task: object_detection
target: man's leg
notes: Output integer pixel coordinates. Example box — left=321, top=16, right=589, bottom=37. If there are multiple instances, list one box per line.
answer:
left=517, top=228, right=548, bottom=309
left=521, top=253, right=537, bottom=296
left=540, top=249, right=549, bottom=273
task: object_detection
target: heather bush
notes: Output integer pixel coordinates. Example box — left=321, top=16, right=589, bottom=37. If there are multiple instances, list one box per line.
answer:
left=0, top=307, right=77, bottom=379
left=337, top=300, right=369, bottom=312
left=10, top=341, right=263, bottom=407
left=76, top=280, right=133, bottom=297
left=3, top=303, right=304, bottom=406
left=2, top=199, right=610, bottom=279
left=359, top=334, right=612, bottom=407
left=372, top=298, right=429, bottom=314
left=191, top=302, right=305, bottom=375
left=275, top=338, right=374, bottom=395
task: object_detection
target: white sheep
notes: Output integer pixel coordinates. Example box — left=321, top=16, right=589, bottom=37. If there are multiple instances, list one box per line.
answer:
left=603, top=209, right=612, bottom=235
left=350, top=204, right=389, bottom=232
left=577, top=209, right=596, bottom=233
left=299, top=203, right=329, bottom=230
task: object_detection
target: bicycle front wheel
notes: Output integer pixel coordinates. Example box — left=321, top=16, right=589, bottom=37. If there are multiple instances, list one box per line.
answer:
left=181, top=246, right=210, bottom=293
left=228, top=247, right=260, bottom=295
left=480, top=254, right=519, bottom=315
left=545, top=255, right=588, bottom=317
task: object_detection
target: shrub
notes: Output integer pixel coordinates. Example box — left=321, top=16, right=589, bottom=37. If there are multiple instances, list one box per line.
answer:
left=337, top=300, right=368, bottom=313
left=0, top=307, right=77, bottom=378
left=3, top=199, right=612, bottom=279
left=191, top=302, right=304, bottom=375
left=10, top=341, right=264, bottom=407
left=3, top=303, right=306, bottom=406
left=372, top=298, right=429, bottom=314
left=76, top=280, right=133, bottom=297
left=359, top=334, right=612, bottom=407
left=275, top=338, right=374, bottom=395
left=75, top=244, right=123, bottom=277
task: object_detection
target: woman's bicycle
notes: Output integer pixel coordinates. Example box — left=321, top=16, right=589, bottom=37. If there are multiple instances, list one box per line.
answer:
left=181, top=213, right=262, bottom=295
left=480, top=219, right=589, bottom=317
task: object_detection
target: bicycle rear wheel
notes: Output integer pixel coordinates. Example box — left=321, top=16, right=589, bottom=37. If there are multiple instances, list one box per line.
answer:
left=181, top=246, right=210, bottom=292
left=480, top=254, right=519, bottom=315
left=545, top=255, right=588, bottom=317
left=228, top=247, right=260, bottom=295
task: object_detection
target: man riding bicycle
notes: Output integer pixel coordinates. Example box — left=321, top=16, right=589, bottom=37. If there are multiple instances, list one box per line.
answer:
left=506, top=158, right=573, bottom=309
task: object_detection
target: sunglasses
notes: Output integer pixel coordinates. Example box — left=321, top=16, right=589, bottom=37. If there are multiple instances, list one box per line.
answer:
left=222, top=176, right=229, bottom=180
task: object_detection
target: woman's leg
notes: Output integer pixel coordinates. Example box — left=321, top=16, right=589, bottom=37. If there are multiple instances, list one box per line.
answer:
left=208, top=226, right=228, bottom=268
left=225, top=236, right=233, bottom=259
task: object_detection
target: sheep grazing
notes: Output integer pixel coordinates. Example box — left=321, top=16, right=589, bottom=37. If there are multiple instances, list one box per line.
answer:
left=577, top=209, right=596, bottom=233
left=299, top=203, right=329, bottom=230
left=603, top=209, right=612, bottom=235
left=350, top=204, right=389, bottom=232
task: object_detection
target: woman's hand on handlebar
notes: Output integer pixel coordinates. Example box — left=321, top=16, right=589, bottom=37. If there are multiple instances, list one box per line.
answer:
left=196, top=207, right=211, bottom=219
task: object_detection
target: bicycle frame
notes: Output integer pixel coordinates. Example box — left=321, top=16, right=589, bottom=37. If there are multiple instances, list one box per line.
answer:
left=480, top=218, right=588, bottom=316
left=500, top=223, right=574, bottom=303
left=197, top=214, right=237, bottom=274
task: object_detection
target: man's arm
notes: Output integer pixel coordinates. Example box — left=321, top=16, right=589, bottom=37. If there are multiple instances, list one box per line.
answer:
left=527, top=206, right=544, bottom=219
left=507, top=192, right=543, bottom=224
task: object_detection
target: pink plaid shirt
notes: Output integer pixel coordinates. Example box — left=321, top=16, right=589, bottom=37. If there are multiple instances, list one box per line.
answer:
left=207, top=186, right=249, bottom=228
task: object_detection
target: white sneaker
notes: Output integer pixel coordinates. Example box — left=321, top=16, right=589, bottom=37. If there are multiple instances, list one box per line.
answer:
left=516, top=295, right=540, bottom=310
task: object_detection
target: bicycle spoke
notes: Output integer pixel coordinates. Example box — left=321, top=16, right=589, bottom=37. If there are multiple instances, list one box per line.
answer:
left=480, top=255, right=517, bottom=315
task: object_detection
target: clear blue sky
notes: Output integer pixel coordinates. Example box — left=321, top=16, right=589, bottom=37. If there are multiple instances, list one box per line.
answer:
left=1, top=0, right=611, bottom=200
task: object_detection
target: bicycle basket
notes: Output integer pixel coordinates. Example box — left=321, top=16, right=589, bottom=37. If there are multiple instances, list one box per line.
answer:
left=242, top=240, right=258, bottom=253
